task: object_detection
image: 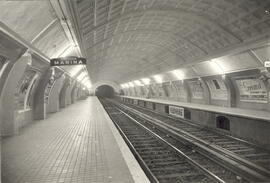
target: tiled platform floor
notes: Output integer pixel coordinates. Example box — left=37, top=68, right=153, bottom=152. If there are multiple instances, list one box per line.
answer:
left=2, top=97, right=148, bottom=183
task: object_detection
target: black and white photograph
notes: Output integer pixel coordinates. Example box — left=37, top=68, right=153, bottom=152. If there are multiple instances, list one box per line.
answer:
left=0, top=0, right=270, bottom=183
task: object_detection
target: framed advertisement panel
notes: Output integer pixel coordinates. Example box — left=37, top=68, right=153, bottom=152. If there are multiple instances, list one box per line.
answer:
left=188, top=81, right=204, bottom=99
left=173, top=80, right=187, bottom=99
left=206, top=79, right=228, bottom=100
left=235, top=77, right=268, bottom=103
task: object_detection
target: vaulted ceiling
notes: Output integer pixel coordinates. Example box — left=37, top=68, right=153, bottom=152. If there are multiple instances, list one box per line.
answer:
left=65, top=0, right=270, bottom=84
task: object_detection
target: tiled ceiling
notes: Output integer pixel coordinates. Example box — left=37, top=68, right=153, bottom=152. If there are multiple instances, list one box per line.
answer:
left=67, top=0, right=270, bottom=84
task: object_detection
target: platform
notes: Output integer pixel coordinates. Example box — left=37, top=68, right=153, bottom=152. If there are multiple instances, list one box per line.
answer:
left=120, top=96, right=270, bottom=122
left=2, top=97, right=149, bottom=183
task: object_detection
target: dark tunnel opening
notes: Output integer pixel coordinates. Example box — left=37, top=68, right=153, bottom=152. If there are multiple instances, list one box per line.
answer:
left=95, top=85, right=115, bottom=98
left=216, top=116, right=230, bottom=131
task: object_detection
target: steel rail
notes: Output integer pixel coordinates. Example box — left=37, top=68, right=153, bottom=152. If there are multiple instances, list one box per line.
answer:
left=103, top=105, right=159, bottom=183
left=101, top=99, right=228, bottom=183
left=116, top=107, right=226, bottom=183
left=120, top=101, right=270, bottom=175
left=123, top=100, right=269, bottom=152
left=112, top=99, right=270, bottom=182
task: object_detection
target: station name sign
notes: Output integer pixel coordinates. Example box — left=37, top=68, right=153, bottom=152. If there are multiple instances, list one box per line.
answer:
left=50, top=56, right=86, bottom=66
left=169, top=106, right=184, bottom=119
left=264, top=61, right=270, bottom=67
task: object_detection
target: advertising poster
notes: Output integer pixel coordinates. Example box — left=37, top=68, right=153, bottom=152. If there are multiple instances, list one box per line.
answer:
left=144, top=85, right=150, bottom=98
left=173, top=81, right=187, bottom=99
left=139, top=86, right=146, bottom=96
left=150, top=84, right=164, bottom=97
left=16, top=70, right=37, bottom=109
left=188, top=81, right=204, bottom=99
left=149, top=84, right=158, bottom=97
left=158, top=84, right=166, bottom=97
left=168, top=82, right=177, bottom=98
left=133, top=86, right=139, bottom=96
left=206, top=79, right=228, bottom=100
left=44, top=77, right=56, bottom=104
left=235, top=78, right=268, bottom=103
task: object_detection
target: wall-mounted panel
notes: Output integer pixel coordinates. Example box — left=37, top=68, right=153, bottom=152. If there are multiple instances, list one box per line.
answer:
left=188, top=80, right=204, bottom=100
left=205, top=76, right=228, bottom=107
left=47, top=75, right=65, bottom=113
left=164, top=82, right=175, bottom=99
left=150, top=83, right=166, bottom=98
left=231, top=73, right=269, bottom=111
left=15, top=68, right=39, bottom=111
left=235, top=77, right=268, bottom=103
left=172, top=80, right=188, bottom=102
left=206, top=78, right=228, bottom=101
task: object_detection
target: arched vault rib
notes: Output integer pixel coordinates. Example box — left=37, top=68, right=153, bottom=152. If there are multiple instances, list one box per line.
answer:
left=86, top=29, right=208, bottom=55
left=81, top=8, right=243, bottom=43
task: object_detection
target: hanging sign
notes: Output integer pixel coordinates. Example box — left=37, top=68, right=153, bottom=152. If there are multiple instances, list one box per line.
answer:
left=169, top=106, right=184, bottom=119
left=50, top=56, right=86, bottom=66
left=235, top=77, right=268, bottom=103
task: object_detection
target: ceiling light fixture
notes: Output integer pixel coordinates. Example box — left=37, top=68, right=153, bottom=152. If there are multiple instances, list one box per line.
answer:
left=210, top=60, right=224, bottom=74
left=124, top=83, right=130, bottom=88
left=128, top=82, right=135, bottom=87
left=134, top=80, right=144, bottom=86
left=153, top=74, right=163, bottom=83
left=171, top=69, right=184, bottom=80
left=141, top=78, right=151, bottom=85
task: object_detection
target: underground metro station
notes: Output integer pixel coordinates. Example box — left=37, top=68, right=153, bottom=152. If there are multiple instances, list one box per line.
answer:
left=1, top=0, right=270, bottom=183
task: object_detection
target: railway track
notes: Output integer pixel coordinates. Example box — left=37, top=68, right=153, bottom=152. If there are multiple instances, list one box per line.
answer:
left=106, top=98, right=270, bottom=182
left=115, top=99, right=270, bottom=173
left=99, top=98, right=267, bottom=183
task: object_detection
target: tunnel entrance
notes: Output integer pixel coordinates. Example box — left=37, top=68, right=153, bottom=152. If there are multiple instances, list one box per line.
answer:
left=95, top=85, right=115, bottom=98
left=184, top=109, right=191, bottom=120
left=216, top=116, right=230, bottom=131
